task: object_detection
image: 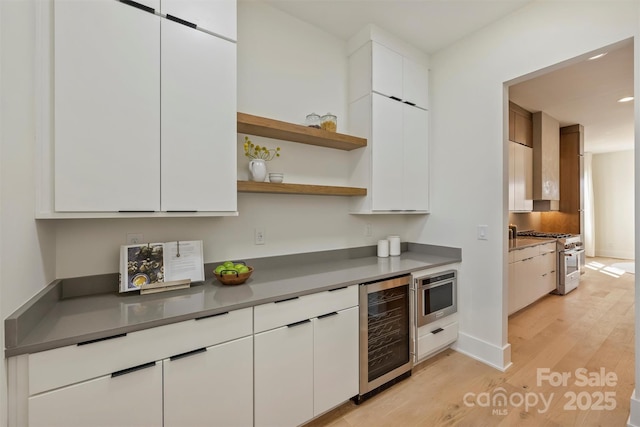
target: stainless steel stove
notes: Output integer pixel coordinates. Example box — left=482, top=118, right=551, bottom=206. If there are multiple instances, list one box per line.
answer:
left=517, top=230, right=584, bottom=295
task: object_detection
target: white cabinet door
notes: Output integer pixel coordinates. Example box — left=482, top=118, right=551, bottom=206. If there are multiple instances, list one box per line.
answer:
left=29, top=361, right=162, bottom=427
left=371, top=93, right=403, bottom=210
left=161, top=0, right=237, bottom=40
left=54, top=0, right=160, bottom=212
left=509, top=142, right=515, bottom=211
left=161, top=18, right=237, bottom=212
left=164, top=336, right=252, bottom=427
left=255, top=322, right=314, bottom=427
left=313, top=307, right=359, bottom=416
left=402, top=57, right=428, bottom=109
left=513, top=143, right=533, bottom=212
left=402, top=104, right=429, bottom=211
left=372, top=42, right=403, bottom=100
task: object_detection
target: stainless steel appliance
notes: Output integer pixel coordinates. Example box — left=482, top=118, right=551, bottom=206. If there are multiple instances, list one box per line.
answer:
left=517, top=231, right=584, bottom=294
left=355, top=275, right=413, bottom=403
left=416, top=270, right=457, bottom=327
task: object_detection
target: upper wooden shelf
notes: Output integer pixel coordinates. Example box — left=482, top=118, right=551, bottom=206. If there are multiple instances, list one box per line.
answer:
left=237, top=181, right=366, bottom=197
left=237, top=112, right=367, bottom=151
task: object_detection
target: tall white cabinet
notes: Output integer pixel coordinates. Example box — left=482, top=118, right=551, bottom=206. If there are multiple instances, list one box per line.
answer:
left=48, top=0, right=237, bottom=216
left=348, top=29, right=430, bottom=214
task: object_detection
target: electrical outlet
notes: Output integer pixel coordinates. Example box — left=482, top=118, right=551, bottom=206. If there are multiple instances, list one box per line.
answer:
left=255, top=228, right=265, bottom=245
left=365, top=223, right=373, bottom=237
left=127, top=233, right=144, bottom=244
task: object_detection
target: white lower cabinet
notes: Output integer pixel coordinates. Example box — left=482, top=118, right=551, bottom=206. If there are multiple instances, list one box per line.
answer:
left=254, top=286, right=359, bottom=427
left=23, top=308, right=253, bottom=427
left=164, top=336, right=253, bottom=427
left=509, top=243, right=557, bottom=315
left=29, top=361, right=162, bottom=427
left=313, top=307, right=359, bottom=416
left=255, top=320, right=314, bottom=427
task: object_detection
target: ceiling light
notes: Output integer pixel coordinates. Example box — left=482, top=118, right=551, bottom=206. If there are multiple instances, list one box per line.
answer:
left=588, top=52, right=607, bottom=60
left=618, top=96, right=634, bottom=103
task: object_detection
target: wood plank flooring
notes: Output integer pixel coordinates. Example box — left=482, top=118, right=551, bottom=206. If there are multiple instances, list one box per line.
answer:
left=304, top=257, right=635, bottom=427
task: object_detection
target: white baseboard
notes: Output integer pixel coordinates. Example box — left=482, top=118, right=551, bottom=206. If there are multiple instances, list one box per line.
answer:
left=628, top=390, right=640, bottom=427
left=595, top=249, right=635, bottom=260
left=451, top=331, right=512, bottom=372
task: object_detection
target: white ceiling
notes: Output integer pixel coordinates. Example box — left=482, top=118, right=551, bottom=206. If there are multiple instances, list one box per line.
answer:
left=262, top=0, right=534, bottom=54
left=509, top=40, right=634, bottom=154
left=262, top=0, right=634, bottom=153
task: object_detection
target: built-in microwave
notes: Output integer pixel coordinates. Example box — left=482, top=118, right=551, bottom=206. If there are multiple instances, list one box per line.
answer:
left=415, top=270, right=457, bottom=328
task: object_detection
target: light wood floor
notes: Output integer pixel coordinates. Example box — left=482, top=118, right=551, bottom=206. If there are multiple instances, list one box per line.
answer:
left=305, top=257, right=635, bottom=427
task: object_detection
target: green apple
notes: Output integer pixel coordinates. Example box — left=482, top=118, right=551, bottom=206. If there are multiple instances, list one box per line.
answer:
left=214, top=265, right=225, bottom=275
left=223, top=261, right=234, bottom=269
left=237, top=266, right=249, bottom=274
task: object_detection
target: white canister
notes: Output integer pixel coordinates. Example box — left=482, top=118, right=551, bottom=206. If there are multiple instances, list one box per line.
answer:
left=377, top=239, right=389, bottom=257
left=388, top=235, right=401, bottom=256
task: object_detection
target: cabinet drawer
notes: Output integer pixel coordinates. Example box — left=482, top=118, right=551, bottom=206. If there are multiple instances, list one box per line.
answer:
left=254, top=285, right=358, bottom=333
left=28, top=360, right=162, bottom=427
left=417, top=321, right=458, bottom=361
left=512, top=246, right=538, bottom=262
left=540, top=251, right=556, bottom=272
left=29, top=307, right=252, bottom=395
left=538, top=242, right=556, bottom=254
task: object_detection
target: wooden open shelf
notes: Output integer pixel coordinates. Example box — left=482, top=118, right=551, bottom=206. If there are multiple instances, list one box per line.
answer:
left=237, top=181, right=366, bottom=197
left=237, top=112, right=367, bottom=151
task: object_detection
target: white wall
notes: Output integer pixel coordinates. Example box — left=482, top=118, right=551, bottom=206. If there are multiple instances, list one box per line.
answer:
left=1, top=2, right=57, bottom=426
left=592, top=150, right=635, bottom=259
left=420, top=1, right=638, bottom=372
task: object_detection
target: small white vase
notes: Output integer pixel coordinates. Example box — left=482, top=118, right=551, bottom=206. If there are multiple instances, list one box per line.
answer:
left=249, top=159, right=267, bottom=182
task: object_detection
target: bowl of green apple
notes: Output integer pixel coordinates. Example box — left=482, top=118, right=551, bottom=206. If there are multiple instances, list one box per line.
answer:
left=213, top=261, right=253, bottom=285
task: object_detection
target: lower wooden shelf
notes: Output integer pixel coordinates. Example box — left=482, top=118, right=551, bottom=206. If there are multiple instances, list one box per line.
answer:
left=237, top=181, right=366, bottom=196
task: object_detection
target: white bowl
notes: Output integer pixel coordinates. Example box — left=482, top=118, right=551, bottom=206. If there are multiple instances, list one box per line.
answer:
left=269, top=173, right=284, bottom=183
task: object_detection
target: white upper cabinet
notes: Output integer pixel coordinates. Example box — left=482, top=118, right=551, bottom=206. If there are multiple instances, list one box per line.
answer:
left=47, top=0, right=237, bottom=216
left=371, top=42, right=403, bottom=101
left=161, top=0, right=237, bottom=40
left=402, top=103, right=429, bottom=211
left=160, top=18, right=236, bottom=212
left=349, top=41, right=428, bottom=110
left=402, top=56, right=429, bottom=109
left=54, top=1, right=161, bottom=212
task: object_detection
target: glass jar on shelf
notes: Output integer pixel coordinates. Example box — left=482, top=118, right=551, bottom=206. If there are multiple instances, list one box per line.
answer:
left=320, top=113, right=337, bottom=132
left=305, top=113, right=321, bottom=129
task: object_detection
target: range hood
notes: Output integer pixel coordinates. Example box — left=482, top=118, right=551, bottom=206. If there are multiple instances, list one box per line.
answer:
left=532, top=111, right=560, bottom=211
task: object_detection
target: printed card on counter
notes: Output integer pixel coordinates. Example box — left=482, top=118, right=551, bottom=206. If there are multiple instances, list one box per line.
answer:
left=119, top=240, right=204, bottom=293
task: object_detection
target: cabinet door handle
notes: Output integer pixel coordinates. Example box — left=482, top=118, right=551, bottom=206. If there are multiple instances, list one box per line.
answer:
left=318, top=312, right=338, bottom=319
left=119, top=0, right=155, bottom=14
left=196, top=311, right=228, bottom=321
left=170, top=347, right=207, bottom=361
left=77, top=333, right=127, bottom=347
left=390, top=96, right=402, bottom=102
left=287, top=319, right=311, bottom=328
left=118, top=210, right=155, bottom=213
left=431, top=327, right=444, bottom=334
left=166, top=14, right=197, bottom=29
left=275, top=296, right=299, bottom=304
left=403, top=101, right=416, bottom=106
left=111, top=361, right=156, bottom=378
left=328, top=286, right=348, bottom=292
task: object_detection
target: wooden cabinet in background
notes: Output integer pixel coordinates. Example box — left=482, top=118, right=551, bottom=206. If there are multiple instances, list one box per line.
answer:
left=559, top=125, right=584, bottom=234
left=509, top=101, right=533, bottom=147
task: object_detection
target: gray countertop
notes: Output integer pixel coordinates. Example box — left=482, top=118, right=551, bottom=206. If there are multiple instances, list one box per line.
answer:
left=508, top=237, right=556, bottom=251
left=5, top=243, right=461, bottom=357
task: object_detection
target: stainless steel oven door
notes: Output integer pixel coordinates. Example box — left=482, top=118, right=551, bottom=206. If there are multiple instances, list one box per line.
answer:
left=559, top=248, right=583, bottom=294
left=416, top=275, right=457, bottom=328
